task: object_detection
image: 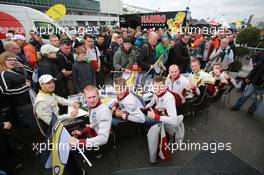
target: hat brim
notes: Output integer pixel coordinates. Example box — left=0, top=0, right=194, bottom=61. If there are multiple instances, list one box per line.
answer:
left=39, top=78, right=57, bottom=84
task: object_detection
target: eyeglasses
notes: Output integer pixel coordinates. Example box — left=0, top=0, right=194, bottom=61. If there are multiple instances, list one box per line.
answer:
left=6, top=58, right=17, bottom=62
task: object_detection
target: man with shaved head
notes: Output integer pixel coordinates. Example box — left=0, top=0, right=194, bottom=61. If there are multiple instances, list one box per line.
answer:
left=70, top=85, right=112, bottom=148
left=166, top=64, right=199, bottom=108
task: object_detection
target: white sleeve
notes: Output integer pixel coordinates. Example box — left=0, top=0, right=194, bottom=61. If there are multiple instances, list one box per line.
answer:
left=185, top=78, right=200, bottom=96
left=125, top=99, right=145, bottom=123
left=209, top=49, right=217, bottom=60
left=159, top=96, right=183, bottom=127
left=55, top=95, right=75, bottom=106
left=96, top=47, right=101, bottom=57
left=226, top=50, right=234, bottom=66
left=35, top=101, right=71, bottom=125
left=85, top=109, right=112, bottom=146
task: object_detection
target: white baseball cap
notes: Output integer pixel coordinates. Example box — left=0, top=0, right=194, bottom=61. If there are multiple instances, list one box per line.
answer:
left=11, top=34, right=26, bottom=41
left=39, top=74, right=56, bottom=84
left=40, top=44, right=59, bottom=55
left=6, top=33, right=14, bottom=38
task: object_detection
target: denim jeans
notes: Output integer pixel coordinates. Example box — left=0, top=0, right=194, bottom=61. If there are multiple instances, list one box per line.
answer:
left=111, top=117, right=127, bottom=127
left=112, top=116, right=159, bottom=127
left=234, top=84, right=264, bottom=113
left=144, top=117, right=159, bottom=127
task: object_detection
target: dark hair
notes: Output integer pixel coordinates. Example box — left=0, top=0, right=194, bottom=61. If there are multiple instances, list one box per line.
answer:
left=49, top=34, right=58, bottom=40
left=73, top=40, right=84, bottom=49
left=7, top=30, right=15, bottom=34
left=191, top=58, right=201, bottom=65
left=97, top=34, right=104, bottom=39
left=153, top=76, right=165, bottom=84
left=59, top=38, right=72, bottom=46
left=180, top=33, right=189, bottom=39
left=83, top=34, right=93, bottom=40
left=123, top=37, right=131, bottom=44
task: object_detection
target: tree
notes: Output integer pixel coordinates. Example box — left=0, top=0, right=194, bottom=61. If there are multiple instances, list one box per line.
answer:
left=236, top=27, right=260, bottom=47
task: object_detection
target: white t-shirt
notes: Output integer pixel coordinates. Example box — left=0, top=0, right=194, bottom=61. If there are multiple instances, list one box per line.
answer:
left=86, top=46, right=101, bottom=61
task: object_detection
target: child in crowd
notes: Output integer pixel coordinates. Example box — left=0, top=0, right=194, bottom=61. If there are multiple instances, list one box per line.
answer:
left=72, top=47, right=96, bottom=93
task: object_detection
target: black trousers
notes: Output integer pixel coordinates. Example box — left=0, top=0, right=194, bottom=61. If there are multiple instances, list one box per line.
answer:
left=65, top=150, right=83, bottom=175
left=0, top=131, right=18, bottom=174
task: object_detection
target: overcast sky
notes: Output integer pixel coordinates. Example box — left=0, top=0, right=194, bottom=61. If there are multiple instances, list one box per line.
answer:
left=122, top=0, right=264, bottom=22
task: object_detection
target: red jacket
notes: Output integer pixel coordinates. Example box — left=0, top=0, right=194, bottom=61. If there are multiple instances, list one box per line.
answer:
left=208, top=37, right=221, bottom=58
left=23, top=43, right=37, bottom=69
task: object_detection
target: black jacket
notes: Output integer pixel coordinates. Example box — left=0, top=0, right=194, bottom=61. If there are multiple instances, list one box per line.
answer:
left=0, top=92, right=12, bottom=131
left=247, top=59, right=264, bottom=87
left=167, top=40, right=190, bottom=73
left=56, top=50, right=74, bottom=71
left=138, top=43, right=157, bottom=71
left=38, top=57, right=68, bottom=97
left=72, top=61, right=96, bottom=93
left=111, top=42, right=120, bottom=54
left=0, top=69, right=30, bottom=106
left=0, top=40, right=4, bottom=54
left=96, top=43, right=106, bottom=57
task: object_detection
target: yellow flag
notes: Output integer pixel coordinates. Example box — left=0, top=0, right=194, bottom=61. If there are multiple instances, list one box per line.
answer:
left=125, top=71, right=136, bottom=87
left=46, top=4, right=66, bottom=21
left=235, top=20, right=241, bottom=27
left=52, top=123, right=66, bottom=175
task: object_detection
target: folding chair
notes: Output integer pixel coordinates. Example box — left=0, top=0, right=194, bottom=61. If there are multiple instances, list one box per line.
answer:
left=186, top=85, right=207, bottom=117
left=32, top=109, right=49, bottom=138
left=187, top=85, right=214, bottom=128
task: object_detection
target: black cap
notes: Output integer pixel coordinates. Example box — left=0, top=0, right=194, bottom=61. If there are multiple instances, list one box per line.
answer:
left=74, top=40, right=84, bottom=49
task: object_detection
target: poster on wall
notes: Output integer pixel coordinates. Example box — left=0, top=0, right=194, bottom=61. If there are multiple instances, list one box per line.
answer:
left=119, top=11, right=189, bottom=31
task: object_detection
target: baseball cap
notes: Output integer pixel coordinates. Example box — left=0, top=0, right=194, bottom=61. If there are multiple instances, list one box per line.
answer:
left=40, top=44, right=59, bottom=55
left=39, top=74, right=56, bottom=84
left=11, top=34, right=26, bottom=41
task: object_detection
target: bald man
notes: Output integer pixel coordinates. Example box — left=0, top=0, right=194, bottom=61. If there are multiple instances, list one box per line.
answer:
left=209, top=37, right=234, bottom=69
left=166, top=65, right=199, bottom=107
left=70, top=85, right=112, bottom=147
left=138, top=31, right=158, bottom=72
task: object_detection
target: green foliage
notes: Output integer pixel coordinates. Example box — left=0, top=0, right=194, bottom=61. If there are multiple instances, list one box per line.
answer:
left=236, top=47, right=250, bottom=57
left=256, top=41, right=264, bottom=48
left=236, top=27, right=260, bottom=47
left=229, top=60, right=243, bottom=72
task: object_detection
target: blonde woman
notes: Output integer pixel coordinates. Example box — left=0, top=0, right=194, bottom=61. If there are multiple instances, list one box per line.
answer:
left=111, top=33, right=123, bottom=53
left=0, top=51, right=35, bottom=129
